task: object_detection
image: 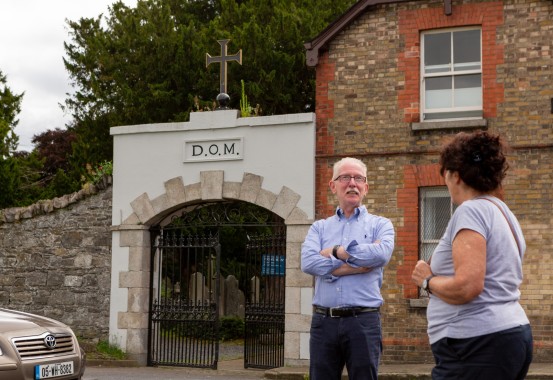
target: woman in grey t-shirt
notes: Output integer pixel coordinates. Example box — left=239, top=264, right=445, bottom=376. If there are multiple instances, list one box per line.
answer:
left=411, top=130, right=533, bottom=380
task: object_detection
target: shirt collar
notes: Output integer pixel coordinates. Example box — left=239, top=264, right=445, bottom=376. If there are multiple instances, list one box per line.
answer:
left=335, top=205, right=366, bottom=220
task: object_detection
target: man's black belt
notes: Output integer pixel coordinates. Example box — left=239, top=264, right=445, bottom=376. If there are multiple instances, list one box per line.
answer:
left=313, top=306, right=380, bottom=318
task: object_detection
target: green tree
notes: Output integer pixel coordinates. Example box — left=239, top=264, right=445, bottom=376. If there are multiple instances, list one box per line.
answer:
left=32, top=128, right=81, bottom=198
left=0, top=70, right=23, bottom=159
left=0, top=70, right=24, bottom=208
left=62, top=0, right=356, bottom=165
left=32, top=128, right=77, bottom=178
left=10, top=151, right=47, bottom=206
left=214, top=0, right=352, bottom=114
left=0, top=158, right=19, bottom=208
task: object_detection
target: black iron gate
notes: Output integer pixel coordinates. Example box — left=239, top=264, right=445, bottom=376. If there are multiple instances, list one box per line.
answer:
left=149, top=231, right=221, bottom=368
left=244, top=233, right=285, bottom=369
left=148, top=201, right=285, bottom=370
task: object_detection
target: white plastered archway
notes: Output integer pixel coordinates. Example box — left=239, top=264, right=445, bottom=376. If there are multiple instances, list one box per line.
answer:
left=110, top=170, right=313, bottom=366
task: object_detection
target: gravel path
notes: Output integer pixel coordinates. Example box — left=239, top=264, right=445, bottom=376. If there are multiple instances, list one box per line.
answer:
left=219, top=340, right=244, bottom=361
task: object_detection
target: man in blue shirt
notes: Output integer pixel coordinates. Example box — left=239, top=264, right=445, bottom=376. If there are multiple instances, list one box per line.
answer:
left=301, top=157, right=395, bottom=380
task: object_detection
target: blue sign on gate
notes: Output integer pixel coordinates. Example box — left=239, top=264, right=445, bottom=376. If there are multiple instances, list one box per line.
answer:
left=261, top=254, right=285, bottom=276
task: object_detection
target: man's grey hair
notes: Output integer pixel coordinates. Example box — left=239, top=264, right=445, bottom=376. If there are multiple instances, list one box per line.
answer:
left=332, top=157, right=367, bottom=180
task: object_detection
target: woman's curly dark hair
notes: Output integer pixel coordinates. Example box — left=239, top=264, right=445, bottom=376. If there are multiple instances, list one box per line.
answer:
left=439, top=130, right=509, bottom=193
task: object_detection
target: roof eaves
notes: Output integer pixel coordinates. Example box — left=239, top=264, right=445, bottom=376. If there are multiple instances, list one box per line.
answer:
left=304, top=0, right=413, bottom=67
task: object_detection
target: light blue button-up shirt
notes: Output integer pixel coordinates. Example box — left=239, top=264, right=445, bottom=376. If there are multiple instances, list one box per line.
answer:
left=301, top=205, right=395, bottom=308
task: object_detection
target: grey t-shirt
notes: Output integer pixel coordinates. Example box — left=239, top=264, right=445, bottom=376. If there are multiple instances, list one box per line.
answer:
left=427, top=196, right=530, bottom=344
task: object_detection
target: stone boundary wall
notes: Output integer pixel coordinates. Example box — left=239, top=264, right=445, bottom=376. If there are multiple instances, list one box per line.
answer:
left=0, top=177, right=113, bottom=343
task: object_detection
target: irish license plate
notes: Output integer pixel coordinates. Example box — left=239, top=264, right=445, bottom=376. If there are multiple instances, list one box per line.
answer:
left=35, top=361, right=74, bottom=379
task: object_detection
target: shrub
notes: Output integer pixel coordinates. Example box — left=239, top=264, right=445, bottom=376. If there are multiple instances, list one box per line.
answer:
left=219, top=316, right=244, bottom=341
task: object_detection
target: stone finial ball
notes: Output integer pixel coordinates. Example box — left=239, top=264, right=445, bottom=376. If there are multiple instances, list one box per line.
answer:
left=216, top=93, right=230, bottom=109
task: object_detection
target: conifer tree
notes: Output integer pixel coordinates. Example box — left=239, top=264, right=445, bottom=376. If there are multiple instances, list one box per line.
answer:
left=2, top=0, right=356, bottom=207
left=0, top=70, right=24, bottom=207
left=62, top=0, right=356, bottom=168
left=0, top=70, right=23, bottom=159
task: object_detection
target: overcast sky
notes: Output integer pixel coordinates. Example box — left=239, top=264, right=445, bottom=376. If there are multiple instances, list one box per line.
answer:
left=0, top=0, right=137, bottom=152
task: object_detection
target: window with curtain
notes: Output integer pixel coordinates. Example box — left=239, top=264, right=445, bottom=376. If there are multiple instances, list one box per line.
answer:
left=421, top=27, right=482, bottom=121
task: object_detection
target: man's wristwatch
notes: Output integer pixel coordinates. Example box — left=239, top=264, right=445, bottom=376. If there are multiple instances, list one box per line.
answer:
left=332, top=245, right=340, bottom=259
left=421, top=275, right=435, bottom=294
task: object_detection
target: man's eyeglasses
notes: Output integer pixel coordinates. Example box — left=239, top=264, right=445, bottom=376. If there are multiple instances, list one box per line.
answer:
left=334, top=175, right=366, bottom=184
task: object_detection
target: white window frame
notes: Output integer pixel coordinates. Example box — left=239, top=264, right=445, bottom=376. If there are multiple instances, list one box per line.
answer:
left=419, top=187, right=455, bottom=295
left=420, top=27, right=482, bottom=121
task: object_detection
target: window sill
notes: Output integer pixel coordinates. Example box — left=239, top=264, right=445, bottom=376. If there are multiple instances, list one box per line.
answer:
left=409, top=298, right=429, bottom=308
left=411, top=118, right=487, bottom=131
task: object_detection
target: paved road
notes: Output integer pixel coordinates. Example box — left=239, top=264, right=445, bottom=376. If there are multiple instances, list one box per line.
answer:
left=82, top=362, right=553, bottom=380
left=83, top=366, right=265, bottom=380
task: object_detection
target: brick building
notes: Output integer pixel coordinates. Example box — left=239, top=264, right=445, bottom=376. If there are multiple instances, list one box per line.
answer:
left=305, top=0, right=553, bottom=362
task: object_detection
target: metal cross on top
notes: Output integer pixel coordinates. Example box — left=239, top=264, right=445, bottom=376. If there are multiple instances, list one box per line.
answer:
left=206, top=39, right=242, bottom=95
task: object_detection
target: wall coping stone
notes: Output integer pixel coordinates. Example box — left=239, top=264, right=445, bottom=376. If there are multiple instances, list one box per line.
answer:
left=0, top=176, right=112, bottom=225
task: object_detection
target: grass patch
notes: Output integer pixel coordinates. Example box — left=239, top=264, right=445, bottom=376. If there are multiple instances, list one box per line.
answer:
left=96, top=340, right=127, bottom=360
left=81, top=339, right=127, bottom=361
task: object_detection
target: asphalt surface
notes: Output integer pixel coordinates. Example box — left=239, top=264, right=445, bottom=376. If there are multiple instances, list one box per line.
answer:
left=83, top=365, right=265, bottom=380
left=83, top=360, right=553, bottom=380
left=83, top=341, right=553, bottom=380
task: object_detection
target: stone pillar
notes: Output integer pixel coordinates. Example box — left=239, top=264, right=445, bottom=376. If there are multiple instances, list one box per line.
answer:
left=116, top=226, right=151, bottom=365
left=283, top=221, right=313, bottom=367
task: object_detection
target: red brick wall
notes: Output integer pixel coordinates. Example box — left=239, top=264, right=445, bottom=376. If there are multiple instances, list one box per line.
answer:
left=398, top=2, right=505, bottom=122
left=396, top=164, right=444, bottom=299
left=315, top=52, right=337, bottom=217
left=313, top=0, right=553, bottom=363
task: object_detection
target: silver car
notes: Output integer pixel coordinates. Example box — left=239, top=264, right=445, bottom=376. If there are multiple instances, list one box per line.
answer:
left=0, top=308, right=86, bottom=380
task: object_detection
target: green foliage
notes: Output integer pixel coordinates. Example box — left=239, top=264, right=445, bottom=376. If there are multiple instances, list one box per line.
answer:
left=1, top=127, right=83, bottom=208
left=69, top=113, right=115, bottom=183
left=11, top=152, right=45, bottom=206
left=0, top=70, right=23, bottom=159
left=27, top=128, right=81, bottom=201
left=2, top=0, right=357, bottom=208
left=32, top=128, right=77, bottom=177
left=0, top=157, right=20, bottom=208
left=0, top=70, right=24, bottom=207
left=160, top=316, right=245, bottom=342
left=161, top=320, right=217, bottom=340
left=43, top=169, right=81, bottom=199
left=219, top=316, right=245, bottom=341
left=240, top=80, right=252, bottom=117
left=96, top=340, right=127, bottom=360
left=61, top=0, right=356, bottom=158
left=85, top=160, right=113, bottom=185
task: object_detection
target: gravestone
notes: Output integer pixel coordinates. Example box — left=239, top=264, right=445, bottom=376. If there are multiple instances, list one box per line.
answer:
left=224, top=275, right=245, bottom=318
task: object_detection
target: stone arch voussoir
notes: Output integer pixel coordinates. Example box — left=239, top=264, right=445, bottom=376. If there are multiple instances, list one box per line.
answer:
left=122, top=170, right=309, bottom=227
